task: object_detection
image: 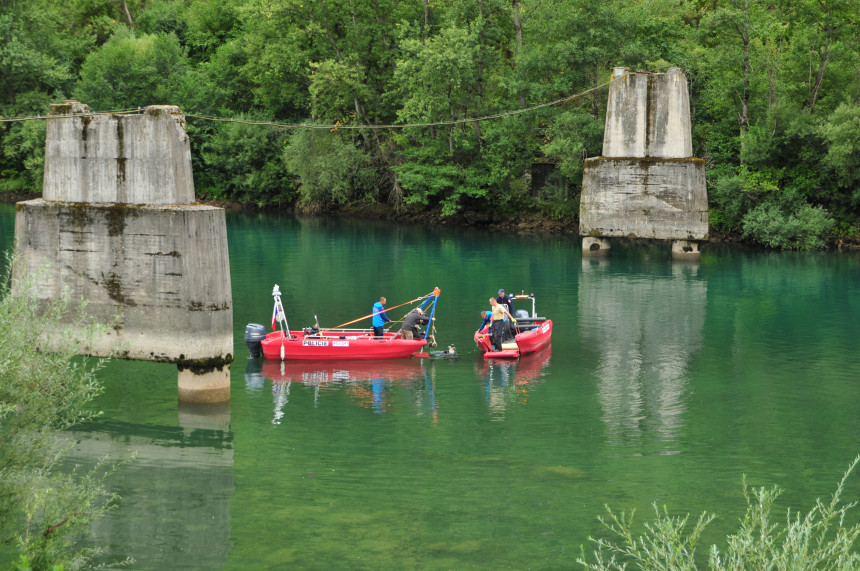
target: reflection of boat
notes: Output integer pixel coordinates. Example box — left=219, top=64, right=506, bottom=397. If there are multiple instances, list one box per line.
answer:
left=477, top=345, right=552, bottom=415
left=247, top=285, right=441, bottom=360
left=474, top=293, right=553, bottom=359
left=260, top=358, right=434, bottom=421
left=260, top=358, right=426, bottom=384
left=477, top=345, right=552, bottom=384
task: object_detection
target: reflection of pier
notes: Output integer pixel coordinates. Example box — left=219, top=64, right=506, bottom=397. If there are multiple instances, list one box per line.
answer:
left=65, top=415, right=233, bottom=569
left=579, top=259, right=705, bottom=449
left=476, top=346, right=552, bottom=419
left=251, top=358, right=437, bottom=422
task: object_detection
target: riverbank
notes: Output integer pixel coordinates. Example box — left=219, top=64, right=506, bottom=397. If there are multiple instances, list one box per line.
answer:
left=4, top=191, right=858, bottom=250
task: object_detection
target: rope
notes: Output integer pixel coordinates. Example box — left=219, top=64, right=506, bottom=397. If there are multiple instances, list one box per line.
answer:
left=0, top=108, right=145, bottom=123
left=330, top=290, right=438, bottom=329
left=0, top=77, right=618, bottom=128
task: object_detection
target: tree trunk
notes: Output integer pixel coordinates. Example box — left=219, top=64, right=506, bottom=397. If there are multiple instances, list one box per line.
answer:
left=121, top=0, right=133, bottom=25
left=512, top=0, right=523, bottom=52
left=512, top=0, right=526, bottom=107
left=423, top=0, right=430, bottom=46
left=806, top=43, right=832, bottom=114
left=805, top=1, right=834, bottom=115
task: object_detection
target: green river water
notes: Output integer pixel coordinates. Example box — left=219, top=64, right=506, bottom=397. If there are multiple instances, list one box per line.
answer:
left=1, top=203, right=859, bottom=569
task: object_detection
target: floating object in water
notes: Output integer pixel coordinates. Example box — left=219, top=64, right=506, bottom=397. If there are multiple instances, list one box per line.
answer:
left=424, top=345, right=459, bottom=359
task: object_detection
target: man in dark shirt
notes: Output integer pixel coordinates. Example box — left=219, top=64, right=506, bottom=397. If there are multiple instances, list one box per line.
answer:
left=496, top=289, right=515, bottom=340
left=496, top=289, right=514, bottom=315
left=399, top=308, right=431, bottom=339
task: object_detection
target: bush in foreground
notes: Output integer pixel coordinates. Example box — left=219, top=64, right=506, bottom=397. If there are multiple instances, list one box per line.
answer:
left=578, top=456, right=860, bottom=570
left=0, top=253, right=128, bottom=570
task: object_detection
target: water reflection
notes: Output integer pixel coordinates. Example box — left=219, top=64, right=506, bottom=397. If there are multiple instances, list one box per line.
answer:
left=252, top=358, right=438, bottom=422
left=475, top=346, right=552, bottom=420
left=67, top=415, right=233, bottom=570
left=579, top=258, right=705, bottom=451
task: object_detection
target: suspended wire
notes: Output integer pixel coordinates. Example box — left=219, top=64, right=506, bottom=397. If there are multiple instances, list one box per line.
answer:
left=0, top=107, right=144, bottom=123
left=0, top=76, right=619, bottom=129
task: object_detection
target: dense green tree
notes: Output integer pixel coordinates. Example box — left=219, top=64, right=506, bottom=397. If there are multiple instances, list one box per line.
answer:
left=74, top=25, right=188, bottom=110
left=2, top=0, right=859, bottom=245
left=285, top=128, right=378, bottom=206
left=197, top=118, right=297, bottom=206
left=0, top=0, right=95, bottom=193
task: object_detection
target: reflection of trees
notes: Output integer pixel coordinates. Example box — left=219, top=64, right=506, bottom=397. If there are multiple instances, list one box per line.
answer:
left=475, top=346, right=552, bottom=420
left=579, top=259, right=705, bottom=449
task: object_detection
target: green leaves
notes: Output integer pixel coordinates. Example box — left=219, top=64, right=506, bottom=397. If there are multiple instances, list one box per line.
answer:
left=284, top=129, right=377, bottom=205
left=820, top=104, right=860, bottom=190
left=0, top=254, right=126, bottom=569
left=73, top=26, right=188, bottom=110
left=2, top=0, right=860, bottom=244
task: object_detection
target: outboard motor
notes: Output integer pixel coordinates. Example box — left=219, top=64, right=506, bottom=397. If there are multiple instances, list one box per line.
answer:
left=244, top=323, right=266, bottom=358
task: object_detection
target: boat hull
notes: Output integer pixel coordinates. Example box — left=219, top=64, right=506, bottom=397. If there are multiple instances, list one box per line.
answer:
left=475, top=319, right=552, bottom=359
left=261, top=330, right=426, bottom=360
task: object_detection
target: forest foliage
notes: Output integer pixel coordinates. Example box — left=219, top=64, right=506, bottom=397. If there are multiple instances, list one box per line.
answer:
left=1, top=0, right=858, bottom=249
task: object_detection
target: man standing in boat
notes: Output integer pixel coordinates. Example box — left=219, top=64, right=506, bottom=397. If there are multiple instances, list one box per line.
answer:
left=372, top=297, right=391, bottom=338
left=496, top=289, right=516, bottom=341
left=399, top=307, right=432, bottom=340
left=496, top=289, right=515, bottom=315
left=488, top=297, right=516, bottom=351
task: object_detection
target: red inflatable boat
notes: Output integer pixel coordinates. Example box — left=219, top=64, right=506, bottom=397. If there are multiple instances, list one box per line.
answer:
left=474, top=292, right=552, bottom=359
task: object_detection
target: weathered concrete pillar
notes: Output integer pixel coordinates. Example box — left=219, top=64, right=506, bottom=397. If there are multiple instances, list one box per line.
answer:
left=603, top=67, right=693, bottom=159
left=580, top=68, right=707, bottom=259
left=582, top=236, right=611, bottom=257
left=14, top=101, right=232, bottom=403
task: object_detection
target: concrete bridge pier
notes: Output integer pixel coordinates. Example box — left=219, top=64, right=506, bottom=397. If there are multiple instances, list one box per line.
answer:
left=178, top=365, right=232, bottom=405
left=579, top=67, right=708, bottom=260
left=14, top=101, right=233, bottom=404
left=582, top=237, right=612, bottom=257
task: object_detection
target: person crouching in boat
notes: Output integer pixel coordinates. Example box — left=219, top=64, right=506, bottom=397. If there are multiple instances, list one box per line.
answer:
left=400, top=307, right=432, bottom=339
left=478, top=310, right=492, bottom=333
left=488, top=297, right=516, bottom=351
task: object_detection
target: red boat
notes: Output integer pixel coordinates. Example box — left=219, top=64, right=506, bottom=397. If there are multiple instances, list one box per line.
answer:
left=247, top=285, right=441, bottom=360
left=261, top=329, right=427, bottom=360
left=474, top=292, right=552, bottom=359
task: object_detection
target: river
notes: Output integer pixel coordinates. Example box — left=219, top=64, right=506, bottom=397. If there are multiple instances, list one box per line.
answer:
left=1, top=202, right=859, bottom=569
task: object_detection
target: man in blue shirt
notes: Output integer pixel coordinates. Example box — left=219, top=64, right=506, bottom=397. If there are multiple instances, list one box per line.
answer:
left=372, top=297, right=391, bottom=338
left=478, top=310, right=492, bottom=332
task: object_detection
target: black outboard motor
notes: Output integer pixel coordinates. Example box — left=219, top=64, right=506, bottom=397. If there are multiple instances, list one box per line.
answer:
left=244, top=323, right=266, bottom=358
